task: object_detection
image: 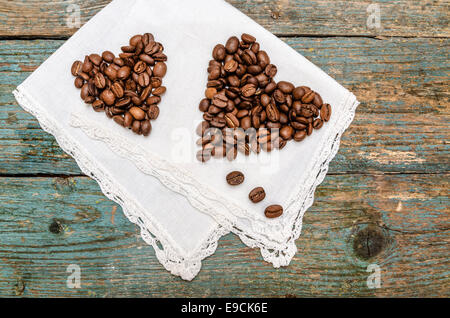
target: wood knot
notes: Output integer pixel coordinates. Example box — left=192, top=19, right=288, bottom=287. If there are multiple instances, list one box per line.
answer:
left=353, top=225, right=386, bottom=259
left=49, top=220, right=63, bottom=234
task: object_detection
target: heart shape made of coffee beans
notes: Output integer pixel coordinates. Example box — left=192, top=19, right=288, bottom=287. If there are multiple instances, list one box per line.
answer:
left=71, top=33, right=167, bottom=136
left=196, top=33, right=332, bottom=162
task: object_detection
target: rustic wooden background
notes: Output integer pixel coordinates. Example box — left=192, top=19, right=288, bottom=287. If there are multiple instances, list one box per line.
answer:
left=0, top=0, right=448, bottom=297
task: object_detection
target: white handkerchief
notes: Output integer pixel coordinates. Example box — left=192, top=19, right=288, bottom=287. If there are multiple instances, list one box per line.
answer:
left=14, top=0, right=359, bottom=279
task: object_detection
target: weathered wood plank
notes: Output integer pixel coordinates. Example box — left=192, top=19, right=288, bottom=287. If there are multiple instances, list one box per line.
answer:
left=0, top=175, right=448, bottom=297
left=0, top=0, right=448, bottom=38
left=1, top=38, right=448, bottom=174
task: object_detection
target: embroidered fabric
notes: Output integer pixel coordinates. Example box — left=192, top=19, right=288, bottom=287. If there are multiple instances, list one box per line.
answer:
left=13, top=88, right=229, bottom=281
left=69, top=91, right=359, bottom=268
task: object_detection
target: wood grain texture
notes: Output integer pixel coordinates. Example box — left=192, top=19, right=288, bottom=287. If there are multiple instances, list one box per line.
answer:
left=0, top=175, right=448, bottom=297
left=1, top=38, right=449, bottom=175
left=0, top=0, right=449, bottom=38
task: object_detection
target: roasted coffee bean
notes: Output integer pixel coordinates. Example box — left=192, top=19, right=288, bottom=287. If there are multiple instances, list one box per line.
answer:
left=241, top=83, right=257, bottom=97
left=152, top=86, right=166, bottom=96
left=225, top=36, right=239, bottom=54
left=249, top=187, right=266, bottom=203
left=153, top=62, right=167, bottom=77
left=89, top=54, right=102, bottom=66
left=294, top=130, right=307, bottom=142
left=117, top=66, right=131, bottom=80
left=213, top=44, right=226, bottom=61
left=74, top=77, right=84, bottom=88
left=277, top=81, right=295, bottom=94
left=71, top=61, right=83, bottom=76
left=196, top=149, right=211, bottom=163
left=264, top=205, right=283, bottom=218
left=131, top=120, right=141, bottom=134
left=94, top=73, right=106, bottom=89
left=320, top=103, right=332, bottom=122
left=280, top=126, right=294, bottom=140
left=141, top=120, right=152, bottom=136
left=264, top=64, right=277, bottom=78
left=224, top=59, right=238, bottom=73
left=224, top=112, right=240, bottom=128
left=241, top=33, right=256, bottom=44
left=205, top=87, right=217, bottom=99
left=199, top=98, right=210, bottom=112
left=100, top=89, right=115, bottom=106
left=113, top=115, right=125, bottom=126
left=257, top=51, right=270, bottom=68
left=147, top=105, right=159, bottom=120
left=226, top=171, right=244, bottom=186
left=313, top=118, right=323, bottom=129
left=266, top=102, right=280, bottom=122
left=302, top=91, right=315, bottom=103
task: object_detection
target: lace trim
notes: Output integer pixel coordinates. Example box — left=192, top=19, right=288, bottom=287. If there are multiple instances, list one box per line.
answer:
left=13, top=87, right=229, bottom=281
left=70, top=90, right=359, bottom=268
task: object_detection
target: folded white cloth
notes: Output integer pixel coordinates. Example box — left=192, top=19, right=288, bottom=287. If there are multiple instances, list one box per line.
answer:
left=14, top=0, right=358, bottom=280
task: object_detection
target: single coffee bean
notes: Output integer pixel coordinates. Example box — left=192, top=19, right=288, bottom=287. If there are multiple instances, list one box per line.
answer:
left=148, top=105, right=160, bottom=120
left=320, top=103, right=332, bottom=122
left=71, top=61, right=83, bottom=76
left=129, top=106, right=146, bottom=120
left=225, top=36, right=240, bottom=53
left=100, top=89, right=115, bottom=106
left=277, top=81, right=295, bottom=94
left=141, top=120, right=152, bottom=136
left=294, top=130, right=307, bottom=142
left=89, top=54, right=102, bottom=66
left=74, top=77, right=84, bottom=88
left=212, top=44, right=226, bottom=61
left=241, top=33, right=256, bottom=44
left=153, top=62, right=167, bottom=77
left=205, top=87, right=217, bottom=99
left=102, top=51, right=115, bottom=63
left=94, top=73, right=106, bottom=89
left=226, top=171, right=244, bottom=186
left=264, top=205, right=283, bottom=218
left=249, top=187, right=266, bottom=203
left=280, top=126, right=294, bottom=140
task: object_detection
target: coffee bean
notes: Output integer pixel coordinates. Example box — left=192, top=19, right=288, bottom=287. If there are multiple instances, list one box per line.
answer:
left=241, top=33, right=256, bottom=44
left=280, top=126, right=294, bottom=140
left=249, top=187, right=266, bottom=203
left=89, top=54, right=102, bottom=66
left=129, top=106, right=146, bottom=120
left=320, top=103, right=332, bottom=122
left=102, top=51, right=115, bottom=63
left=205, top=87, right=217, bottom=99
left=277, top=81, right=295, bottom=94
left=294, top=130, right=307, bottom=142
left=100, top=89, right=115, bottom=106
left=94, top=73, right=106, bottom=89
left=153, top=62, right=167, bottom=77
left=71, top=61, right=83, bottom=76
left=74, top=77, right=84, bottom=88
left=226, top=171, right=244, bottom=186
left=264, top=205, right=283, bottom=218
left=213, top=44, right=226, bottom=61
left=225, top=36, right=239, bottom=54
left=141, top=120, right=152, bottom=136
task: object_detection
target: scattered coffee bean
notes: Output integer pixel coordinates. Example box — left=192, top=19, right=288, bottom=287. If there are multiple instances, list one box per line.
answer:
left=70, top=33, right=167, bottom=136
left=196, top=33, right=332, bottom=161
left=249, top=187, right=266, bottom=203
left=264, top=205, right=283, bottom=218
left=226, top=171, right=245, bottom=185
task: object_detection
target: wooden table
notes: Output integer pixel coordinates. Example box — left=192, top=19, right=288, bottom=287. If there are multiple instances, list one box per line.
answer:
left=0, top=0, right=448, bottom=297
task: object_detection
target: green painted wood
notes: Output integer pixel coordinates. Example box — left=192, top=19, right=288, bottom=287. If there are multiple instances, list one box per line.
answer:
left=0, top=0, right=448, bottom=38
left=0, top=175, right=448, bottom=297
left=1, top=38, right=449, bottom=175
